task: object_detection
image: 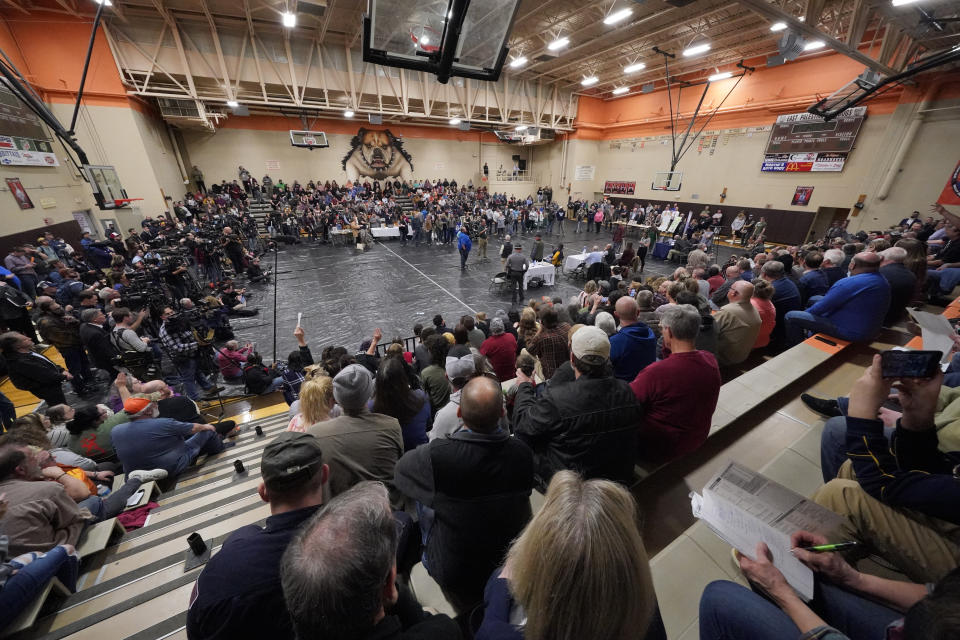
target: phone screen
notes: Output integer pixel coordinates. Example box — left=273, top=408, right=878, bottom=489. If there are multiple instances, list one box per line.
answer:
left=880, top=350, right=941, bottom=379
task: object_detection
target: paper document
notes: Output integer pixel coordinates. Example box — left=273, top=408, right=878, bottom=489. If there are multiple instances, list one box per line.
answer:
left=297, top=312, right=302, bottom=328
left=691, top=461, right=843, bottom=600
left=907, top=309, right=954, bottom=365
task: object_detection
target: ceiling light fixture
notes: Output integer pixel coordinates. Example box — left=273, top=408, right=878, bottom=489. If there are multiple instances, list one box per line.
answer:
left=449, top=117, right=461, bottom=125
left=803, top=40, right=825, bottom=50
left=581, top=76, right=599, bottom=86
left=421, top=35, right=430, bottom=45
left=682, top=42, right=711, bottom=57
left=603, top=8, right=633, bottom=25
left=93, top=0, right=113, bottom=5
left=891, top=0, right=920, bottom=5
left=708, top=71, right=733, bottom=82
left=612, top=86, right=629, bottom=95
left=281, top=11, right=296, bottom=28
left=509, top=55, right=528, bottom=68
left=515, top=125, right=528, bottom=131
left=226, top=100, right=239, bottom=108
left=623, top=62, right=646, bottom=73
left=770, top=21, right=787, bottom=31
left=344, top=109, right=354, bottom=118
left=547, top=36, right=570, bottom=51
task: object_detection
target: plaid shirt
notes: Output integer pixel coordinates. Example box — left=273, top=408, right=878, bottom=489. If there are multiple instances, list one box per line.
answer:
left=159, top=322, right=197, bottom=358
left=527, top=323, right=571, bottom=379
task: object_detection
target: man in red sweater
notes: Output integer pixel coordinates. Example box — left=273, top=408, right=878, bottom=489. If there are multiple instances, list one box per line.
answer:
left=479, top=318, right=517, bottom=382
left=630, top=304, right=721, bottom=464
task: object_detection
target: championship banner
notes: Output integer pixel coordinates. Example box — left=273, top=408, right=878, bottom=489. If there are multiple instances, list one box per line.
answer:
left=937, top=159, right=960, bottom=206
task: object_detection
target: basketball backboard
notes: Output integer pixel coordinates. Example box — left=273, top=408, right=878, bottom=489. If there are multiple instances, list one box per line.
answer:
left=652, top=171, right=683, bottom=192
left=82, top=164, right=128, bottom=209
left=363, top=0, right=521, bottom=84
left=290, top=130, right=330, bottom=149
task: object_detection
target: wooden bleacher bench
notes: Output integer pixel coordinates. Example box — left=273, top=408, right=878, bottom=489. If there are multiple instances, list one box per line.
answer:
left=632, top=332, right=851, bottom=483
left=76, top=518, right=126, bottom=558
left=0, top=577, right=70, bottom=639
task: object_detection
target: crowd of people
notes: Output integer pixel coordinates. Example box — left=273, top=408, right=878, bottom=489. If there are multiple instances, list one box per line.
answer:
left=0, top=164, right=959, bottom=638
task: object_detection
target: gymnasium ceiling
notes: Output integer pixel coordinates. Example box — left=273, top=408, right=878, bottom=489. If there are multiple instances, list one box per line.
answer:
left=5, top=0, right=960, bottom=129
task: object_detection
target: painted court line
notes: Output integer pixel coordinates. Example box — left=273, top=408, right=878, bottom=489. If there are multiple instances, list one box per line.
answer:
left=376, top=241, right=478, bottom=314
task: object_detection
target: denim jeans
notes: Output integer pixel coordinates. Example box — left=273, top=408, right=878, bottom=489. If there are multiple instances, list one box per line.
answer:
left=175, top=356, right=214, bottom=400
left=60, top=346, right=93, bottom=392
left=0, top=546, right=78, bottom=631
left=699, top=580, right=901, bottom=640
left=820, top=409, right=895, bottom=483
left=784, top=310, right=838, bottom=346
left=78, top=478, right=143, bottom=522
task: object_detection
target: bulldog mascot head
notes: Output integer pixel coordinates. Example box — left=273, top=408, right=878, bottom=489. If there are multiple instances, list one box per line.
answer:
left=341, top=128, right=414, bottom=182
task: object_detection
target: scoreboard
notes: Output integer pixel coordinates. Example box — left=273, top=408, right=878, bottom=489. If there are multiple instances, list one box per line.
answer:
left=0, top=81, right=59, bottom=167
left=765, top=107, right=866, bottom=154
left=761, top=106, right=866, bottom=173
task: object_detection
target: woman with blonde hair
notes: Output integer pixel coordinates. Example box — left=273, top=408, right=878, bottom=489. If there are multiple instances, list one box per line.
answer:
left=577, top=280, right=598, bottom=308
left=477, top=470, right=665, bottom=640
left=286, top=375, right=336, bottom=432
left=515, top=307, right=540, bottom=353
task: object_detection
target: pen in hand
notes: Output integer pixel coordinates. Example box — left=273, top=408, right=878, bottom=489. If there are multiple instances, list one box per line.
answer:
left=795, top=541, right=859, bottom=553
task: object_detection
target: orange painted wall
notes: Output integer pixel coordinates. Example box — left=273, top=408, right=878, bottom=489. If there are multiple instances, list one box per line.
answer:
left=0, top=9, right=130, bottom=107
left=570, top=53, right=917, bottom=139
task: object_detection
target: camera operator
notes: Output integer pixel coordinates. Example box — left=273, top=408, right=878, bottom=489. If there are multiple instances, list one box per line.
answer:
left=220, top=226, right=246, bottom=274
left=159, top=306, right=218, bottom=401
left=163, top=255, right=191, bottom=301
left=219, top=284, right=258, bottom=317
left=245, top=257, right=270, bottom=284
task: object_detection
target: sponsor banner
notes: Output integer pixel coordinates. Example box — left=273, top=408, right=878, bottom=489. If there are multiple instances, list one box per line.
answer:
left=761, top=152, right=846, bottom=173
left=0, top=148, right=59, bottom=166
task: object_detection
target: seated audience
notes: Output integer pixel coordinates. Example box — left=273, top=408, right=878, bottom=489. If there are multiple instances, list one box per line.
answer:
left=243, top=352, right=284, bottom=395
left=821, top=248, right=847, bottom=286
left=700, top=534, right=958, bottom=640
left=608, top=296, right=656, bottom=381
left=760, top=260, right=802, bottom=351
left=512, top=326, right=641, bottom=486
left=477, top=470, right=666, bottom=640
left=812, top=355, right=959, bottom=583
left=797, top=251, right=829, bottom=304
left=429, top=355, right=477, bottom=441
left=281, top=482, right=460, bottom=639
left=710, top=265, right=741, bottom=308
left=526, top=307, right=570, bottom=379
left=0, top=331, right=70, bottom=407
left=371, top=357, right=430, bottom=452
left=419, top=335, right=452, bottom=415
left=879, top=246, right=917, bottom=325
left=280, top=326, right=315, bottom=404
left=395, top=376, right=534, bottom=613
left=0, top=539, right=79, bottom=633
left=750, top=278, right=776, bottom=349
left=307, top=364, right=403, bottom=504
left=216, top=340, right=252, bottom=382
left=785, top=252, right=891, bottom=345
left=0, top=444, right=89, bottom=556
left=286, top=374, right=337, bottom=432
left=714, top=281, right=762, bottom=367
left=187, top=433, right=328, bottom=640
left=631, top=305, right=721, bottom=464
left=110, top=396, right=229, bottom=478
left=479, top=318, right=517, bottom=382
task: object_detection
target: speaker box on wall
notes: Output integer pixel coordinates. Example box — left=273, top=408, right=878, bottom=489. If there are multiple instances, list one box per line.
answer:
left=518, top=159, right=527, bottom=171
left=512, top=155, right=520, bottom=162
left=368, top=114, right=383, bottom=124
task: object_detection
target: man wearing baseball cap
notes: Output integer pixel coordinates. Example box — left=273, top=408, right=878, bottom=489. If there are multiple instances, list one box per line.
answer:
left=110, top=396, right=230, bottom=479
left=187, top=432, right=328, bottom=640
left=512, top=325, right=641, bottom=487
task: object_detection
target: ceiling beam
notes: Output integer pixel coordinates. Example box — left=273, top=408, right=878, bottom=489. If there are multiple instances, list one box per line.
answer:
left=738, top=0, right=897, bottom=75
left=200, top=0, right=235, bottom=103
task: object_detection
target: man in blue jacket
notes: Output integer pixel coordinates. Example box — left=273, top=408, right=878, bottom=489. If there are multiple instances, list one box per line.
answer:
left=457, top=226, right=472, bottom=271
left=784, top=252, right=890, bottom=345
left=609, top=296, right=656, bottom=381
left=761, top=260, right=801, bottom=352
left=813, top=355, right=960, bottom=583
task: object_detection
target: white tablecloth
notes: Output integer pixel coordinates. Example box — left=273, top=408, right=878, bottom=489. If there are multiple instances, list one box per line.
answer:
left=563, top=253, right=588, bottom=271
left=524, top=262, right=556, bottom=287
left=370, top=226, right=400, bottom=238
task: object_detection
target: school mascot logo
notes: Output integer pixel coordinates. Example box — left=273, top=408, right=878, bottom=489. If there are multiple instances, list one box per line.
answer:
left=341, top=128, right=414, bottom=182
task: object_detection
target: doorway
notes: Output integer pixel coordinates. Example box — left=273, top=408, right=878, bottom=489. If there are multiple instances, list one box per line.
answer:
left=807, top=206, right=849, bottom=243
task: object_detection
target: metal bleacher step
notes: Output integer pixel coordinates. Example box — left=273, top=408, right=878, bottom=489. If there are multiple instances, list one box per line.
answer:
left=8, top=409, right=291, bottom=640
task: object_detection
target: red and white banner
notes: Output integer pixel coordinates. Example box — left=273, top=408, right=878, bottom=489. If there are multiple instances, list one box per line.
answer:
left=937, top=159, right=960, bottom=207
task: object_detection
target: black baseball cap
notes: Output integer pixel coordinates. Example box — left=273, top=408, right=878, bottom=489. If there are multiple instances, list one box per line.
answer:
left=261, top=432, right=324, bottom=491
